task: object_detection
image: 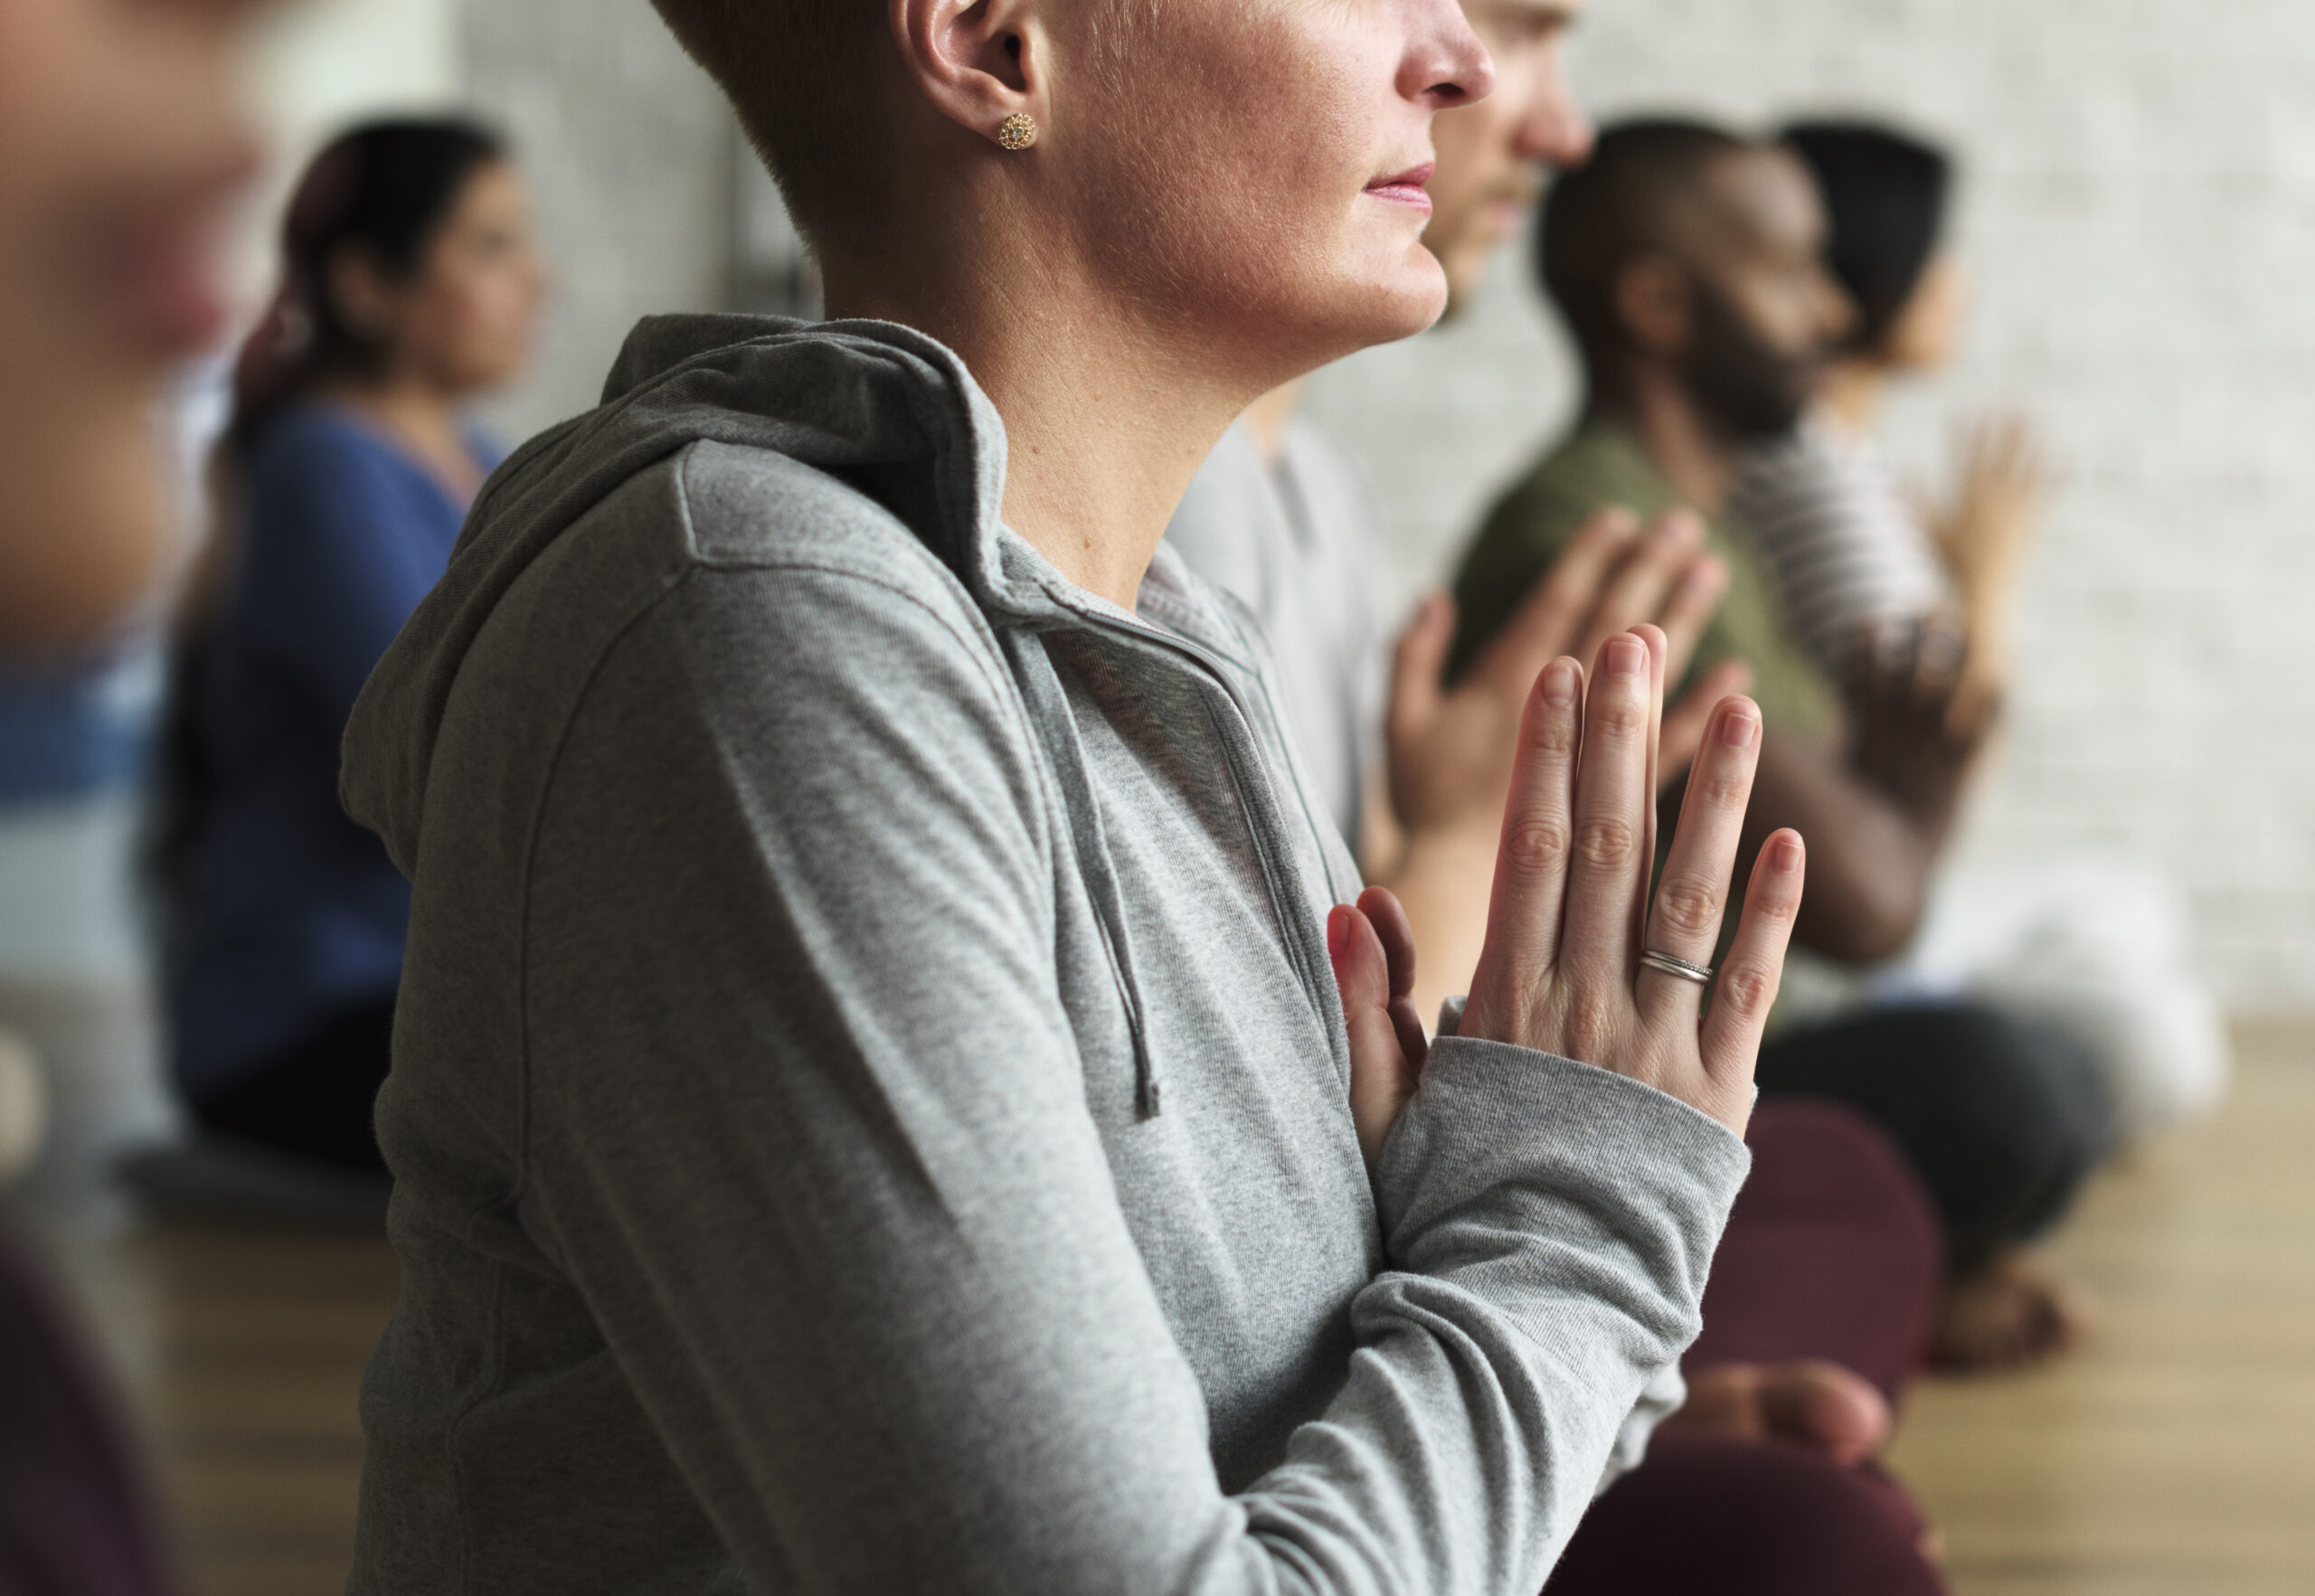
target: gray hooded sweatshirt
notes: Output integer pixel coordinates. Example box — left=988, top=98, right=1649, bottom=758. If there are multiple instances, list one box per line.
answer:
left=339, top=316, right=1750, bottom=1596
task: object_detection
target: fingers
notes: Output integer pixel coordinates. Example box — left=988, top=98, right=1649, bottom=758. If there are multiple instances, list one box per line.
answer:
left=1467, top=656, right=1585, bottom=1013
left=1639, top=695, right=1764, bottom=1025
left=1854, top=619, right=1962, bottom=728
left=1329, top=903, right=1419, bottom=1176
left=1573, top=509, right=1702, bottom=665
left=1633, top=625, right=1668, bottom=947
left=1385, top=593, right=1455, bottom=749
left=1659, top=659, right=1752, bottom=785
left=1913, top=617, right=1966, bottom=711
left=1555, top=632, right=1658, bottom=995
left=1698, top=828, right=1806, bottom=1094
left=1654, top=552, right=1728, bottom=686
left=1468, top=507, right=1639, bottom=698
left=1357, top=886, right=1432, bottom=1069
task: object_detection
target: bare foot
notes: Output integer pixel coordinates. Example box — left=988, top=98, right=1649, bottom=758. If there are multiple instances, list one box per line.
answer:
left=1662, top=1359, right=1892, bottom=1466
left=1932, top=1250, right=2095, bottom=1371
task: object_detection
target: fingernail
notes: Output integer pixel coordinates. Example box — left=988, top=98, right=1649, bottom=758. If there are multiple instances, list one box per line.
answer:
left=1772, top=834, right=1804, bottom=873
left=1328, top=906, right=1349, bottom=959
left=1604, top=637, right=1645, bottom=677
left=1720, top=709, right=1758, bottom=748
left=1658, top=514, right=1698, bottom=547
left=1543, top=658, right=1578, bottom=705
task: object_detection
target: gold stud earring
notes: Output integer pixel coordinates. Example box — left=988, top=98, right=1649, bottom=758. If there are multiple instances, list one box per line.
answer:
left=997, top=112, right=1038, bottom=151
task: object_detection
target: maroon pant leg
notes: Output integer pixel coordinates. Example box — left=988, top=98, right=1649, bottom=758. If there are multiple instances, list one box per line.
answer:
left=1545, top=1100, right=1949, bottom=1596
left=0, top=1216, right=177, bottom=1596
left=1545, top=1433, right=1945, bottom=1596
left=1687, top=1097, right=1945, bottom=1405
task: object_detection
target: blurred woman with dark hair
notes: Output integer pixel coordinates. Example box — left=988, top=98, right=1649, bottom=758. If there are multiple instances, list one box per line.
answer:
left=163, top=118, right=543, bottom=1174
left=1735, top=118, right=2225, bottom=1365
left=1733, top=120, right=2028, bottom=705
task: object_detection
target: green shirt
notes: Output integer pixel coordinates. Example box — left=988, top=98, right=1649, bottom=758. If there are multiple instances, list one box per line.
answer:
left=1449, top=422, right=1836, bottom=743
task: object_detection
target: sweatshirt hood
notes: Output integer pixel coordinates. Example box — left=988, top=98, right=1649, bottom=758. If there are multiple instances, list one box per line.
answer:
left=343, top=314, right=1025, bottom=876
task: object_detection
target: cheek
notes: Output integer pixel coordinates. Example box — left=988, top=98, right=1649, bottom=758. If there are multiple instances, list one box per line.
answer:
left=448, top=269, right=530, bottom=347
left=1427, top=108, right=1494, bottom=217
left=1061, top=22, right=1437, bottom=349
left=1744, top=276, right=1822, bottom=351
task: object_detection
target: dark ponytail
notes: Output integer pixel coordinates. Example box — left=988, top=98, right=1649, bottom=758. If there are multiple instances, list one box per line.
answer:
left=227, top=117, right=505, bottom=448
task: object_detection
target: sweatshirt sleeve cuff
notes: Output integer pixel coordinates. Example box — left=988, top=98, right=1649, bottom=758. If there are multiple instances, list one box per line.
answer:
left=1375, top=1035, right=1753, bottom=1322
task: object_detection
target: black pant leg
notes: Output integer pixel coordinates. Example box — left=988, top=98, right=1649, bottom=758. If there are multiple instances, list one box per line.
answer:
left=192, top=999, right=397, bottom=1172
left=1755, top=1003, right=2116, bottom=1276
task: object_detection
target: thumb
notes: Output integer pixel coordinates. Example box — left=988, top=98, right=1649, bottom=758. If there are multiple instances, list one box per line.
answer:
left=1330, top=903, right=1420, bottom=1177
left=1756, top=1360, right=1891, bottom=1468
left=1386, top=593, right=1455, bottom=746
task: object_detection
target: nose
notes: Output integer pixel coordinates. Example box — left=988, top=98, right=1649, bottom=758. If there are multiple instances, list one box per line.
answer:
left=1402, top=0, right=1496, bottom=110
left=1515, top=52, right=1595, bottom=170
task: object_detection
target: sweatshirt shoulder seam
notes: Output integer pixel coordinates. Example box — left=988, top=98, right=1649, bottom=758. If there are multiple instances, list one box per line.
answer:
left=665, top=441, right=1025, bottom=719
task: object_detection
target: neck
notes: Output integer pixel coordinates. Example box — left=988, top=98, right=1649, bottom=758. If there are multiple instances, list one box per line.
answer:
left=321, top=371, right=478, bottom=501
left=823, top=199, right=1269, bottom=612
left=1819, top=359, right=1885, bottom=437
left=1593, top=362, right=1738, bottom=516
left=1241, top=379, right=1307, bottom=464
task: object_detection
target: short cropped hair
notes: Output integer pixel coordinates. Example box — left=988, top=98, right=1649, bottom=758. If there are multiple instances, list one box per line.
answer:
left=1780, top=120, right=1953, bottom=354
left=649, top=0, right=882, bottom=242
left=1536, top=118, right=1753, bottom=366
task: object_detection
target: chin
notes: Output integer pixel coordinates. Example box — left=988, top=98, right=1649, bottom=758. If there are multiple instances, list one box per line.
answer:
left=1348, top=246, right=1452, bottom=346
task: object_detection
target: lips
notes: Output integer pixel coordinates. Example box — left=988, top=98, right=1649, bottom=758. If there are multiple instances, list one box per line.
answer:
left=1364, top=161, right=1436, bottom=214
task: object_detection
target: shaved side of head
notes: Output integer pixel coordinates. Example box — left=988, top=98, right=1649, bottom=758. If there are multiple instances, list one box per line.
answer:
left=648, top=0, right=888, bottom=247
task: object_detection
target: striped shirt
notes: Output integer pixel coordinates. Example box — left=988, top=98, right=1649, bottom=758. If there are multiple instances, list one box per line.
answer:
left=1732, top=420, right=1952, bottom=683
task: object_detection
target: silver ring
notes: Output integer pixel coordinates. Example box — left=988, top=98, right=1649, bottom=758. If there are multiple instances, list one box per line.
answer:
left=1639, top=949, right=1715, bottom=986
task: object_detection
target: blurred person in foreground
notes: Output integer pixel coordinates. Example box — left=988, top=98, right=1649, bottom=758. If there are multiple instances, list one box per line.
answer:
left=339, top=0, right=1823, bottom=1587
left=159, top=118, right=542, bottom=1176
left=0, top=0, right=274, bottom=1587
left=1736, top=118, right=2226, bottom=1144
left=1450, top=118, right=2118, bottom=1368
left=1168, top=7, right=1946, bottom=1589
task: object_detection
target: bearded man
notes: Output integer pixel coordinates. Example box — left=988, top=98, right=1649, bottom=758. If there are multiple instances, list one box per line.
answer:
left=1452, top=117, right=2117, bottom=1370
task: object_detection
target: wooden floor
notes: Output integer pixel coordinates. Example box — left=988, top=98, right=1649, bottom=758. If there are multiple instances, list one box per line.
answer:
left=1887, top=1016, right=2315, bottom=1595
left=36, top=1019, right=2315, bottom=1595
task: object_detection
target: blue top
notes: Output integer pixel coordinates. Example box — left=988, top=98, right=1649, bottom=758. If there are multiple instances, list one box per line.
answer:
left=0, top=648, right=163, bottom=808
left=170, top=403, right=500, bottom=1099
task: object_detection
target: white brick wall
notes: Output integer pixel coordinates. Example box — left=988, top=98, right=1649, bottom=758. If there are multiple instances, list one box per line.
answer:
left=463, top=0, right=736, bottom=443
left=1307, top=0, right=2315, bottom=1006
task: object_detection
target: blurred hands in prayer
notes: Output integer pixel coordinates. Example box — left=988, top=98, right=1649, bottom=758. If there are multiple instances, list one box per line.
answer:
left=1846, top=616, right=1994, bottom=832
left=1384, top=505, right=1747, bottom=853
left=1934, top=412, right=2050, bottom=725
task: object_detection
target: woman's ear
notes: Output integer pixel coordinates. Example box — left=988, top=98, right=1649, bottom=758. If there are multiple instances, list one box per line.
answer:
left=1613, top=254, right=1696, bottom=356
left=326, top=249, right=399, bottom=344
left=888, top=0, right=1046, bottom=147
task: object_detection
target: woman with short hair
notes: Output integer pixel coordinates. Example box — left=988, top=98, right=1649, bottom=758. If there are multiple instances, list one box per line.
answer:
left=341, top=4, right=1805, bottom=1591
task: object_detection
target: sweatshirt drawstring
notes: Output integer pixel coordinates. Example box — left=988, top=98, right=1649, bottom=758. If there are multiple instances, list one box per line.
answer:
left=1005, top=631, right=1163, bottom=1118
